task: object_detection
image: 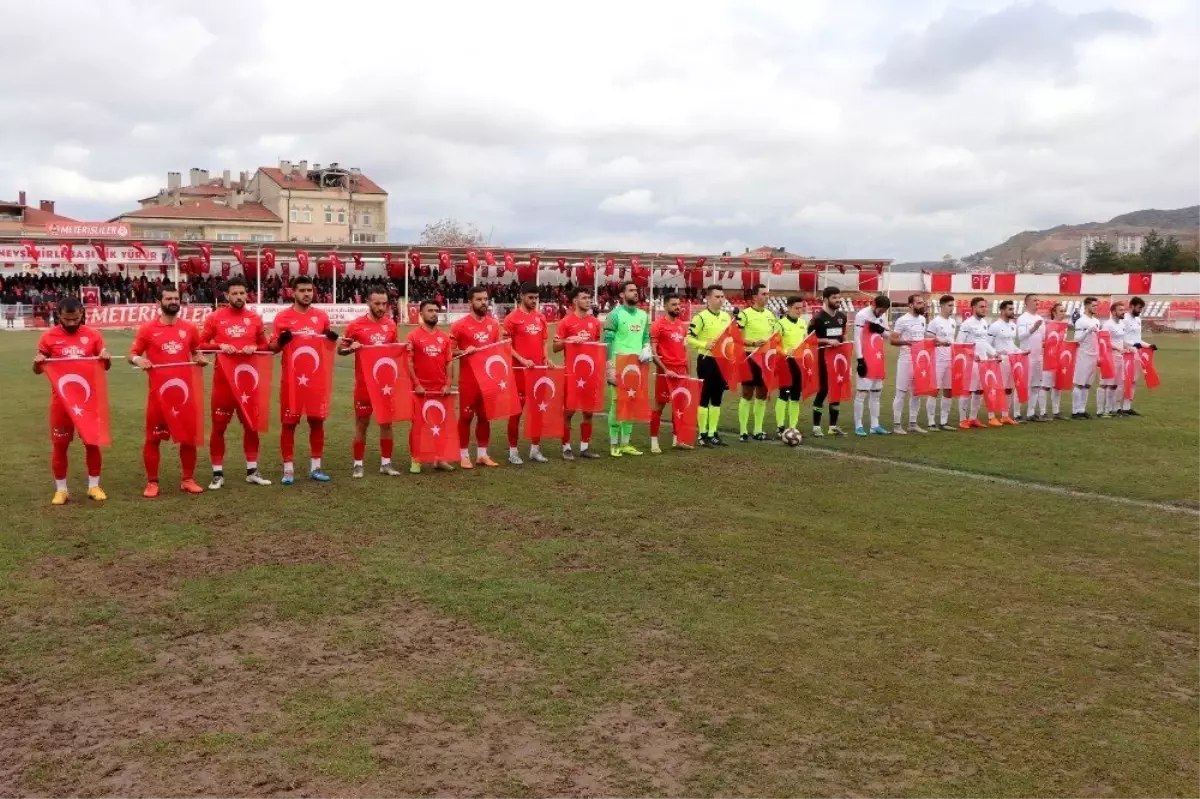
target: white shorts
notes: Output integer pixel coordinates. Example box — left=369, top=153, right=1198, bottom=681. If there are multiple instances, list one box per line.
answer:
left=856, top=375, right=884, bottom=391
left=1026, top=355, right=1044, bottom=388
left=969, top=362, right=982, bottom=393
left=999, top=358, right=1013, bottom=390
left=1073, top=353, right=1097, bottom=386
left=935, top=355, right=952, bottom=390
left=895, top=354, right=914, bottom=392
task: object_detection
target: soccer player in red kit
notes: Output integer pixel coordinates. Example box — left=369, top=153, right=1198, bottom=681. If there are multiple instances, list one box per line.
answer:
left=406, top=300, right=456, bottom=474
left=129, top=283, right=210, bottom=497
left=554, top=286, right=603, bottom=460
left=449, top=286, right=501, bottom=469
left=649, top=292, right=692, bottom=454
left=199, top=276, right=272, bottom=490
left=271, top=274, right=340, bottom=484
left=503, top=282, right=550, bottom=465
left=33, top=297, right=112, bottom=504
left=338, top=285, right=402, bottom=478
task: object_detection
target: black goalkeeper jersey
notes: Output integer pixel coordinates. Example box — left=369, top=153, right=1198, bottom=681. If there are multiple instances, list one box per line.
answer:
left=810, top=309, right=847, bottom=343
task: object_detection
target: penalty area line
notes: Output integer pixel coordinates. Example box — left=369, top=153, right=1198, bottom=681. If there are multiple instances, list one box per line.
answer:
left=799, top=445, right=1200, bottom=517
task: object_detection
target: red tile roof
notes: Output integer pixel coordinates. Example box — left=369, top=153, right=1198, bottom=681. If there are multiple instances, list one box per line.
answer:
left=114, top=200, right=281, bottom=223
left=259, top=167, right=387, bottom=195
left=21, top=206, right=80, bottom=225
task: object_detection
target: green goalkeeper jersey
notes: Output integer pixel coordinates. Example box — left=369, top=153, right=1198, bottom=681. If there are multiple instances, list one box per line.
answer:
left=604, top=304, right=650, bottom=359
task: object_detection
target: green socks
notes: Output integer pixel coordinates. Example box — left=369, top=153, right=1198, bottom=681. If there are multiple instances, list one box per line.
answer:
left=753, top=399, right=767, bottom=435
left=738, top=399, right=751, bottom=435
left=788, top=400, right=801, bottom=428
left=776, top=399, right=788, bottom=429
left=708, top=406, right=721, bottom=435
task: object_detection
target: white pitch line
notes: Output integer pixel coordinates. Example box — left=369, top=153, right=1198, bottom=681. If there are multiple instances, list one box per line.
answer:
left=799, top=444, right=1200, bottom=516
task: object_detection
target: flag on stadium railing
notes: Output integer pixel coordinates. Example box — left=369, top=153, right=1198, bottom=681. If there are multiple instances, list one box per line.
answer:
left=357, top=344, right=412, bottom=425
left=1137, top=347, right=1160, bottom=388
left=283, top=337, right=335, bottom=419
left=863, top=327, right=886, bottom=380
left=43, top=359, right=111, bottom=447
left=823, top=342, right=854, bottom=404
left=1043, top=321, right=1067, bottom=364
left=411, top=394, right=460, bottom=463
left=1122, top=352, right=1136, bottom=401
left=524, top=366, right=564, bottom=439
left=614, top=353, right=651, bottom=422
left=149, top=363, right=205, bottom=446
left=216, top=352, right=273, bottom=432
left=911, top=340, right=938, bottom=396
left=791, top=334, right=819, bottom=400
left=1096, top=331, right=1116, bottom=380
left=750, top=331, right=787, bottom=391
left=712, top=321, right=750, bottom=388
left=464, top=341, right=520, bottom=419
left=565, top=342, right=606, bottom=413
left=668, top=376, right=702, bottom=447
left=1055, top=341, right=1078, bottom=391
left=951, top=344, right=974, bottom=397
left=980, top=360, right=1006, bottom=414
left=1008, top=351, right=1031, bottom=404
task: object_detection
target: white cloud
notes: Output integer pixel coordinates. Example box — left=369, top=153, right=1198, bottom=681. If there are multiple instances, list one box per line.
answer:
left=599, top=189, right=661, bottom=215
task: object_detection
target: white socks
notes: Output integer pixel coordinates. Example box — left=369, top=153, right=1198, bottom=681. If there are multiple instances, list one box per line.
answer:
left=88, top=475, right=100, bottom=488
left=55, top=478, right=68, bottom=491
left=854, top=391, right=867, bottom=428
left=869, top=392, right=881, bottom=428
left=310, top=457, right=321, bottom=472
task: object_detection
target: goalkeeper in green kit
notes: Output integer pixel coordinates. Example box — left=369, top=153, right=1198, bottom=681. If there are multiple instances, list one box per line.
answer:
left=604, top=281, right=652, bottom=457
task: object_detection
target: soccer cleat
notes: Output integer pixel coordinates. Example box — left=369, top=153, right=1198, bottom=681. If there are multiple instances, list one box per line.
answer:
left=351, top=464, right=365, bottom=479
left=969, top=420, right=985, bottom=429
left=776, top=427, right=787, bottom=440
left=855, top=426, right=868, bottom=437
left=435, top=461, right=456, bottom=472
left=51, top=490, right=69, bottom=506
left=1125, top=409, right=1141, bottom=417
left=620, top=444, right=644, bottom=456
left=739, top=433, right=750, bottom=443
left=987, top=418, right=1004, bottom=428
left=208, top=474, right=225, bottom=491
left=810, top=427, right=826, bottom=439
left=650, top=442, right=663, bottom=454
left=280, top=472, right=295, bottom=486
left=87, top=486, right=107, bottom=502
left=476, top=456, right=500, bottom=468
left=380, top=464, right=402, bottom=477
left=245, top=471, right=272, bottom=486
left=562, top=447, right=576, bottom=461
left=939, top=424, right=957, bottom=432
left=870, top=425, right=889, bottom=435
left=1053, top=414, right=1069, bottom=421
left=909, top=425, right=928, bottom=434
left=610, top=446, right=623, bottom=458
left=1113, top=409, right=1128, bottom=417
left=892, top=425, right=908, bottom=436
left=309, top=469, right=332, bottom=482
left=180, top=479, right=205, bottom=494
left=828, top=426, right=847, bottom=437
left=529, top=450, right=549, bottom=463
left=752, top=433, right=770, bottom=442
left=459, top=457, right=475, bottom=470
left=958, top=420, right=973, bottom=430
left=1097, top=411, right=1111, bottom=419
left=697, top=435, right=710, bottom=447
left=143, top=482, right=160, bottom=498
left=709, top=435, right=728, bottom=446
left=673, top=441, right=694, bottom=450
left=1000, top=417, right=1017, bottom=426
left=410, top=462, right=422, bottom=474
left=508, top=452, right=524, bottom=466
left=579, top=449, right=602, bottom=459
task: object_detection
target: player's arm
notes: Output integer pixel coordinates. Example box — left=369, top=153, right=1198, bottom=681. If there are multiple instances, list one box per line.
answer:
left=888, top=318, right=909, bottom=346
left=92, top=332, right=112, bottom=371
left=336, top=322, right=358, bottom=356
left=686, top=314, right=710, bottom=351
left=253, top=319, right=270, bottom=353
left=321, top=316, right=339, bottom=343
left=602, top=312, right=618, bottom=360
left=552, top=328, right=567, bottom=354
left=32, top=335, right=50, bottom=374
left=269, top=318, right=290, bottom=353
left=129, top=326, right=152, bottom=370
left=199, top=314, right=218, bottom=348
left=190, top=327, right=212, bottom=365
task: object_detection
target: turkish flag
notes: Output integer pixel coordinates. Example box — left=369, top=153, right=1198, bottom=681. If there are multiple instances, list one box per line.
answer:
left=1096, top=331, right=1116, bottom=379
left=911, top=339, right=938, bottom=396
left=667, top=376, right=702, bottom=446
left=712, top=322, right=750, bottom=388
left=43, top=359, right=111, bottom=447
left=197, top=242, right=212, bottom=270
left=971, top=273, right=991, bottom=291
left=1128, top=273, right=1152, bottom=294
left=164, top=241, right=180, bottom=262
left=1008, top=351, right=1031, bottom=403
left=858, top=269, right=879, bottom=292
left=215, top=352, right=273, bottom=432
left=749, top=332, right=785, bottom=392
left=296, top=250, right=310, bottom=275
left=863, top=328, right=886, bottom=380
left=524, top=366, right=564, bottom=439
left=822, top=342, right=854, bottom=404
left=21, top=239, right=39, bottom=263
left=994, top=272, right=1016, bottom=294
left=979, top=360, right=1006, bottom=414
left=930, top=272, right=952, bottom=293
left=1059, top=273, right=1082, bottom=295
left=951, top=343, right=974, bottom=398
left=1043, top=321, right=1067, bottom=365
left=283, top=337, right=335, bottom=419
left=1122, top=352, right=1136, bottom=401
left=614, top=353, right=651, bottom=422
left=357, top=344, right=412, bottom=425
left=149, top=363, right=205, bottom=446
left=231, top=244, right=246, bottom=266
left=565, top=342, right=606, bottom=412
left=94, top=242, right=108, bottom=264
left=1138, top=347, right=1160, bottom=388
left=411, top=394, right=460, bottom=464
left=465, top=341, right=520, bottom=419
left=1055, top=341, right=1078, bottom=391
left=791, top=334, right=819, bottom=400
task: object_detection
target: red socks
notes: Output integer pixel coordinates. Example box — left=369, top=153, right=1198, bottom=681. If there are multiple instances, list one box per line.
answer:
left=143, top=440, right=161, bottom=482
left=180, top=445, right=196, bottom=481
left=281, top=425, right=296, bottom=463
left=352, top=439, right=366, bottom=461
left=380, top=437, right=393, bottom=460
left=649, top=412, right=662, bottom=438
left=51, top=440, right=69, bottom=480
left=308, top=419, right=325, bottom=459
left=84, top=444, right=101, bottom=478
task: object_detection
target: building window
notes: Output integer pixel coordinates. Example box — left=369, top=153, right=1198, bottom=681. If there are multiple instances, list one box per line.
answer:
left=324, top=209, right=333, bottom=223
left=250, top=234, right=274, bottom=242
left=337, top=210, right=346, bottom=224
left=362, top=212, right=371, bottom=226
left=353, top=232, right=378, bottom=244
left=216, top=232, right=240, bottom=241
left=302, top=210, right=312, bottom=223
left=183, top=231, right=201, bottom=240
left=289, top=208, right=297, bottom=222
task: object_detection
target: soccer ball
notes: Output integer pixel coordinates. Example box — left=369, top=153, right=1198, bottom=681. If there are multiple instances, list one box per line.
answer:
left=781, top=427, right=803, bottom=447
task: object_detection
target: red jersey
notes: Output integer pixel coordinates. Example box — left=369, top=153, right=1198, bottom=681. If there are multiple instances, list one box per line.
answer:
left=406, top=326, right=453, bottom=391
left=131, top=317, right=201, bottom=366
left=503, top=308, right=548, bottom=366
left=200, top=306, right=268, bottom=350
left=450, top=313, right=501, bottom=351
left=38, top=324, right=105, bottom=360
left=343, top=313, right=399, bottom=347
left=272, top=305, right=331, bottom=343
left=555, top=313, right=603, bottom=343
left=651, top=316, right=689, bottom=370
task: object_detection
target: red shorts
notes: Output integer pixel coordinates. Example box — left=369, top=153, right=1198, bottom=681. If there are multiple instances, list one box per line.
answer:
left=211, top=372, right=238, bottom=421
left=458, top=378, right=486, bottom=419
left=655, top=368, right=689, bottom=407
left=49, top=399, right=75, bottom=443
left=353, top=382, right=372, bottom=419
left=145, top=395, right=171, bottom=441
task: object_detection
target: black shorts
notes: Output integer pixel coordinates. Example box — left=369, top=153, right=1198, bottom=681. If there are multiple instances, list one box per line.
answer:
left=698, top=355, right=725, bottom=388
left=742, top=360, right=765, bottom=389
left=778, top=360, right=803, bottom=401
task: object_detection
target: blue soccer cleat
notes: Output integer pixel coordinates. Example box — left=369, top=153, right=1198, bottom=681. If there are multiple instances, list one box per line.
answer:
left=281, top=472, right=295, bottom=486
left=870, top=425, right=890, bottom=435
left=309, top=469, right=332, bottom=483
left=855, top=426, right=868, bottom=437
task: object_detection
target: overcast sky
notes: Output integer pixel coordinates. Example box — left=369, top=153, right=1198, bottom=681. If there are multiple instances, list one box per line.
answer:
left=1, top=0, right=1196, bottom=261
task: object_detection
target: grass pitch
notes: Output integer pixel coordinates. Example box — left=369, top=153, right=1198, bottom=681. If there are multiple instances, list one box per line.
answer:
left=0, top=330, right=1196, bottom=797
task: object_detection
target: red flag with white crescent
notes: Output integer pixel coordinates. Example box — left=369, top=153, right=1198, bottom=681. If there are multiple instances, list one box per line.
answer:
left=1008, top=351, right=1030, bottom=404
left=950, top=343, right=974, bottom=398
left=1043, top=321, right=1067, bottom=364
left=863, top=328, right=886, bottom=380
left=197, top=242, right=212, bottom=270
left=464, top=341, right=519, bottom=419
left=565, top=341, right=605, bottom=412
left=1138, top=347, right=1160, bottom=388
left=356, top=344, right=412, bottom=425
left=21, top=239, right=39, bottom=264
left=130, top=241, right=147, bottom=257
left=43, top=359, right=111, bottom=447
left=1055, top=341, right=1078, bottom=392
left=148, top=363, right=205, bottom=446
left=614, top=353, right=651, bottom=422
left=749, top=331, right=785, bottom=392
left=283, top=337, right=335, bottom=419
left=791, top=334, right=819, bottom=400
left=216, top=352, right=273, bottom=433
left=822, top=342, right=854, bottom=404
left=164, top=241, right=180, bottom=261
left=979, top=360, right=1006, bottom=413
left=912, top=339, right=938, bottom=396
left=524, top=366, right=565, bottom=439
left=231, top=244, right=246, bottom=265
left=1122, top=351, right=1136, bottom=401
left=667, top=376, right=702, bottom=446
left=1096, top=331, right=1115, bottom=380
left=712, top=321, right=750, bottom=388
left=296, top=250, right=310, bottom=275
left=411, top=394, right=460, bottom=464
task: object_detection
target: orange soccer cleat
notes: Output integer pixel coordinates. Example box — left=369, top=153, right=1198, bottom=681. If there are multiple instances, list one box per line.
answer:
left=958, top=420, right=973, bottom=430
left=1000, top=416, right=1017, bottom=426
left=969, top=419, right=985, bottom=429
left=987, top=418, right=1004, bottom=428
left=180, top=479, right=205, bottom=495
left=458, top=456, right=475, bottom=470
left=142, top=482, right=160, bottom=498
left=476, top=455, right=500, bottom=468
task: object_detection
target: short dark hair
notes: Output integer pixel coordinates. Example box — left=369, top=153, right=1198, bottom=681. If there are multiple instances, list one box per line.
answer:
left=873, top=294, right=891, bottom=311
left=999, top=300, right=1014, bottom=312
left=1130, top=296, right=1145, bottom=308
left=1084, top=296, right=1098, bottom=305
left=57, top=297, right=83, bottom=314
left=419, top=299, right=439, bottom=311
left=939, top=294, right=955, bottom=305
left=752, top=283, right=768, bottom=293
left=1024, top=293, right=1038, bottom=305
left=822, top=286, right=841, bottom=300
left=224, top=276, right=247, bottom=291
left=970, top=296, right=986, bottom=307
left=158, top=282, right=179, bottom=298
left=519, top=281, right=538, bottom=295
left=661, top=292, right=681, bottom=304
left=619, top=280, right=638, bottom=293
left=568, top=286, right=591, bottom=301
left=786, top=295, right=804, bottom=306
left=366, top=284, right=388, bottom=299
left=705, top=284, right=725, bottom=296
left=907, top=294, right=922, bottom=307
left=290, top=275, right=314, bottom=290
left=468, top=285, right=489, bottom=300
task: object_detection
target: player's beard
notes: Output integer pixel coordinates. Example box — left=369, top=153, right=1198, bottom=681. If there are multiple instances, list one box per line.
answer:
left=230, top=299, right=244, bottom=311
left=162, top=303, right=180, bottom=317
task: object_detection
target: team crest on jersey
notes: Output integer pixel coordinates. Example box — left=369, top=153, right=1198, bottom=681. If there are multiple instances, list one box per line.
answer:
left=80, top=336, right=89, bottom=345
left=310, top=316, right=319, bottom=324
left=178, top=329, right=187, bottom=339
left=162, top=340, right=183, bottom=355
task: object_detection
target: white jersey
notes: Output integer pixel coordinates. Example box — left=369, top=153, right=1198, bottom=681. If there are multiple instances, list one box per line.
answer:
left=1073, top=313, right=1101, bottom=356
left=928, top=314, right=957, bottom=362
left=853, top=307, right=888, bottom=359
left=1016, top=311, right=1045, bottom=354
left=988, top=319, right=1019, bottom=354
left=957, top=315, right=995, bottom=359
left=1101, top=318, right=1127, bottom=354
left=892, top=312, right=927, bottom=360
left=1120, top=312, right=1148, bottom=348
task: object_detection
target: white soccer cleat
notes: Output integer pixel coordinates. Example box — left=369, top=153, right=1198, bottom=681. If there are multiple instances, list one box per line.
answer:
left=245, top=471, right=272, bottom=486
left=529, top=450, right=549, bottom=463
left=208, top=474, right=225, bottom=491
left=508, top=453, right=524, bottom=466
left=892, top=425, right=908, bottom=435
left=379, top=464, right=402, bottom=477
left=909, top=425, right=928, bottom=434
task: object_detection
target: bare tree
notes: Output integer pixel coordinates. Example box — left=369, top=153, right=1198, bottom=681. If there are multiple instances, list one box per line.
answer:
left=419, top=218, right=487, bottom=247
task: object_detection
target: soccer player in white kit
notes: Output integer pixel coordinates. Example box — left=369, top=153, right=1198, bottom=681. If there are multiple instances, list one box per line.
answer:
left=956, top=297, right=993, bottom=429
left=925, top=294, right=958, bottom=431
left=1119, top=296, right=1154, bottom=416
left=1015, top=293, right=1045, bottom=422
left=889, top=294, right=929, bottom=434
left=1071, top=296, right=1102, bottom=419
left=1098, top=300, right=1128, bottom=419
left=853, top=295, right=892, bottom=436
left=987, top=300, right=1019, bottom=426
